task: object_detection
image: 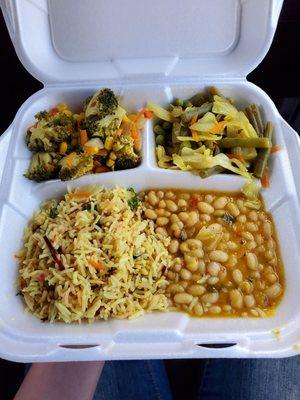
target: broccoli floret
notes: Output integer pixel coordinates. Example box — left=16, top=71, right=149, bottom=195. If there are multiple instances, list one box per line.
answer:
left=24, top=153, right=59, bottom=182
left=58, top=153, right=94, bottom=181
left=26, top=111, right=76, bottom=152
left=84, top=88, right=126, bottom=138
left=114, top=152, right=140, bottom=171
left=85, top=88, right=118, bottom=120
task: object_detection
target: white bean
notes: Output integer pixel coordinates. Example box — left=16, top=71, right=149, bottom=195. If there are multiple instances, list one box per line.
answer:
left=209, top=250, right=228, bottom=263
left=156, top=217, right=169, bottom=226
left=145, top=209, right=157, bottom=220
left=227, top=202, right=240, bottom=217
left=246, top=253, right=258, bottom=270
left=180, top=268, right=192, bottom=280
left=198, top=202, right=214, bottom=214
left=193, top=302, right=203, bottom=316
left=187, top=284, right=206, bottom=296
left=168, top=239, right=179, bottom=254
left=230, top=289, right=243, bottom=309
left=174, top=293, right=193, bottom=304
left=209, top=306, right=222, bottom=314
left=263, top=221, right=272, bottom=238
left=265, top=283, right=282, bottom=298
left=213, top=197, right=228, bottom=210
left=167, top=283, right=184, bottom=294
left=148, top=191, right=158, bottom=206
left=232, top=269, right=243, bottom=284
left=207, top=261, right=221, bottom=276
left=165, top=199, right=178, bottom=212
left=244, top=295, right=255, bottom=308
left=202, top=292, right=219, bottom=304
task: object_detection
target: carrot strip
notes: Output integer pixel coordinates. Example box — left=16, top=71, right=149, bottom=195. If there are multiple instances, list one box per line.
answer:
left=65, top=152, right=77, bottom=167
left=88, top=259, right=105, bottom=271
left=69, top=191, right=92, bottom=199
left=226, top=154, right=245, bottom=163
left=49, top=107, right=59, bottom=116
left=190, top=116, right=198, bottom=126
left=130, top=125, right=141, bottom=151
left=209, top=121, right=227, bottom=134
left=271, top=144, right=281, bottom=154
left=261, top=169, right=270, bottom=188
left=79, top=129, right=88, bottom=146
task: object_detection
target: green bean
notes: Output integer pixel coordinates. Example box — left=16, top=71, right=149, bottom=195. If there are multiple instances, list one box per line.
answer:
left=162, top=121, right=172, bottom=130
left=156, top=135, right=165, bottom=145
left=218, top=137, right=271, bottom=149
left=245, top=106, right=260, bottom=135
left=245, top=104, right=264, bottom=136
left=189, top=92, right=207, bottom=107
left=172, top=122, right=181, bottom=144
left=253, top=122, right=273, bottom=178
left=251, top=104, right=264, bottom=136
left=154, top=125, right=166, bottom=135
left=199, top=166, right=226, bottom=178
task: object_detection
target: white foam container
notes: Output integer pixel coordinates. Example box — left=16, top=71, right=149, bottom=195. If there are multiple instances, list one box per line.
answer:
left=0, top=0, right=300, bottom=362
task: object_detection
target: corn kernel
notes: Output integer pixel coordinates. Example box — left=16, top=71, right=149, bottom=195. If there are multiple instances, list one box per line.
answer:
left=59, top=142, right=68, bottom=154
left=106, top=159, right=115, bottom=168
left=109, top=152, right=117, bottom=160
left=112, top=142, right=123, bottom=152
left=104, top=136, right=114, bottom=150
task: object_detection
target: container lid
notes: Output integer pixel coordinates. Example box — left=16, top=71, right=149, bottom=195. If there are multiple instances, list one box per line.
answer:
left=2, top=0, right=283, bottom=84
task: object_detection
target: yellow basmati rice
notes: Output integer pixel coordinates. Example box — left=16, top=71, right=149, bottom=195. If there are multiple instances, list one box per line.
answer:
left=17, top=187, right=172, bottom=323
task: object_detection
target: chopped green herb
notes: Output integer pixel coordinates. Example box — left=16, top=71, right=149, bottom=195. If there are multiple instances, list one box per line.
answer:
left=82, top=203, right=92, bottom=211
left=50, top=207, right=58, bottom=219
left=127, top=188, right=139, bottom=210
left=222, top=212, right=235, bottom=225
left=16, top=291, right=22, bottom=296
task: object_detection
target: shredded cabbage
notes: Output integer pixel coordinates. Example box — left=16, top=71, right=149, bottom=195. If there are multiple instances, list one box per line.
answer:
left=225, top=111, right=258, bottom=138
left=190, top=112, right=217, bottom=132
left=147, top=102, right=173, bottom=122
left=212, top=95, right=238, bottom=116
left=156, top=145, right=172, bottom=168
left=177, top=134, right=221, bottom=142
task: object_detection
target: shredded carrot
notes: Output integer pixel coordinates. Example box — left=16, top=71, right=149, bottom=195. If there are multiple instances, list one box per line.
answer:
left=130, top=125, right=141, bottom=151
left=69, top=191, right=92, bottom=199
left=226, top=153, right=245, bottom=163
left=191, top=131, right=200, bottom=141
left=261, top=169, right=270, bottom=188
left=209, top=121, right=227, bottom=134
left=79, top=129, right=88, bottom=146
left=65, top=152, right=77, bottom=167
left=88, top=259, right=105, bottom=271
left=128, top=114, right=138, bottom=122
left=94, top=165, right=109, bottom=173
left=49, top=107, right=59, bottom=116
left=84, top=146, right=99, bottom=155
left=271, top=144, right=281, bottom=154
left=190, top=116, right=198, bottom=126
left=141, top=109, right=153, bottom=119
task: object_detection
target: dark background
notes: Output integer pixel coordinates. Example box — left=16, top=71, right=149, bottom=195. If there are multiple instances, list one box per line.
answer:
left=0, top=0, right=299, bottom=399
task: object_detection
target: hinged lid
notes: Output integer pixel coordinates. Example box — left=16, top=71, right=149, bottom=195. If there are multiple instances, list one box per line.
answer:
left=1, top=0, right=283, bottom=84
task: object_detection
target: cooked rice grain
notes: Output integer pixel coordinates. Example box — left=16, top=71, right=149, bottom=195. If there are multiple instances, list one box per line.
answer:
left=17, top=187, right=172, bottom=323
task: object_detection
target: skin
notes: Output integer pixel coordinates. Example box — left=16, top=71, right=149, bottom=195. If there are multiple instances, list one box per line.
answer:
left=14, top=362, right=104, bottom=400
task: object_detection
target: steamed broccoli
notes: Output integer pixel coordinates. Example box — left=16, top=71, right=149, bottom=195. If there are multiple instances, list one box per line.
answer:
left=84, top=88, right=126, bottom=138
left=58, top=153, right=94, bottom=181
left=26, top=111, right=76, bottom=152
left=24, top=153, right=59, bottom=182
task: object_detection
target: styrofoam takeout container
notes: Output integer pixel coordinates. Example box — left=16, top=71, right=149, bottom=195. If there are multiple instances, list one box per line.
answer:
left=0, top=0, right=300, bottom=362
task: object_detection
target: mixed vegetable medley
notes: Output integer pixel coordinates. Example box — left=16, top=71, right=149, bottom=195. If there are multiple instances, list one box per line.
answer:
left=25, top=88, right=150, bottom=182
left=148, top=87, right=279, bottom=187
